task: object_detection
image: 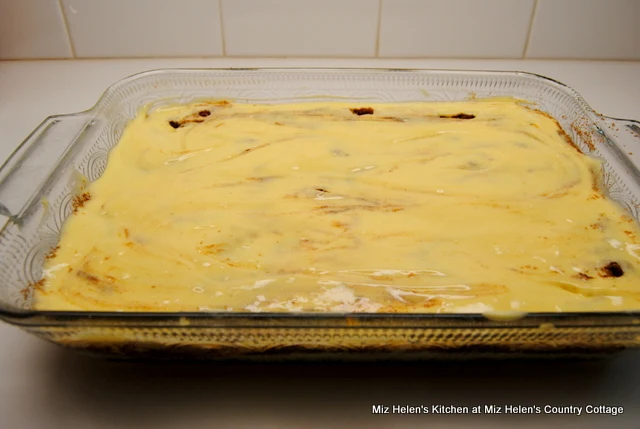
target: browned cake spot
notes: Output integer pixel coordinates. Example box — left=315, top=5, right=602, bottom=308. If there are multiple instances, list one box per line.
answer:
left=600, top=261, right=624, bottom=278
left=169, top=117, right=205, bottom=129
left=45, top=245, right=60, bottom=260
left=588, top=166, right=603, bottom=192
left=330, top=220, right=347, bottom=229
left=422, top=299, right=441, bottom=308
left=198, top=110, right=211, bottom=117
left=315, top=188, right=329, bottom=193
left=439, top=113, right=475, bottom=120
left=199, top=243, right=227, bottom=255
left=576, top=272, right=594, bottom=280
left=554, top=128, right=581, bottom=153
left=530, top=109, right=596, bottom=152
left=225, top=142, right=271, bottom=161
left=350, top=107, right=374, bottom=116
left=621, top=215, right=634, bottom=224
left=76, top=270, right=120, bottom=294
left=571, top=123, right=596, bottom=151
left=72, top=192, right=91, bottom=213
left=77, top=270, right=100, bottom=284
left=23, top=278, right=49, bottom=301
left=123, top=228, right=130, bottom=239
left=34, top=278, right=46, bottom=291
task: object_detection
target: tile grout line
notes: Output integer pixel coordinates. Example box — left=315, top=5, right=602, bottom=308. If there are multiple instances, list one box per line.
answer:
left=218, top=0, right=227, bottom=56
left=522, top=0, right=539, bottom=59
left=375, top=0, right=383, bottom=57
left=57, top=0, right=77, bottom=58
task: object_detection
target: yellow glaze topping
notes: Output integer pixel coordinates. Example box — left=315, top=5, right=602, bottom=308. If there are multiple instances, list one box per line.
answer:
left=35, top=99, right=640, bottom=313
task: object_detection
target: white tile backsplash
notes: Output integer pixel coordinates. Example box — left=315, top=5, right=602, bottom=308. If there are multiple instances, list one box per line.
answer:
left=61, top=0, right=223, bottom=58
left=0, top=0, right=72, bottom=59
left=1, top=0, right=639, bottom=60
left=379, top=0, right=535, bottom=58
left=221, top=0, right=378, bottom=57
left=526, top=0, right=640, bottom=60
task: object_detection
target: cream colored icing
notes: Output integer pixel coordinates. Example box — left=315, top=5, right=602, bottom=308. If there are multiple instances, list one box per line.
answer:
left=34, top=99, right=640, bottom=313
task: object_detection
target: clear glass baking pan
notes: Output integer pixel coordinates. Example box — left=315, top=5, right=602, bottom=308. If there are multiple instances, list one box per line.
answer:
left=1, top=68, right=640, bottom=360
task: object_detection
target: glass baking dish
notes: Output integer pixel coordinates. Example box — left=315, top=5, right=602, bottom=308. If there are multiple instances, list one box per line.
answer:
left=1, top=68, right=640, bottom=360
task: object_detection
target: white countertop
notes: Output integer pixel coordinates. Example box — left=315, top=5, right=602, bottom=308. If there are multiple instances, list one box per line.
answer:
left=0, top=58, right=639, bottom=429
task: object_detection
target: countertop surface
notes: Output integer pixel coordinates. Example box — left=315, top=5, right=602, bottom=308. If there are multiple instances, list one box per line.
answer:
left=0, top=58, right=639, bottom=429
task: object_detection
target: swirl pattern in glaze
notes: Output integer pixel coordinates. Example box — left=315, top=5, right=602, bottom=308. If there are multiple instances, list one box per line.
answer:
left=35, top=99, right=640, bottom=313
